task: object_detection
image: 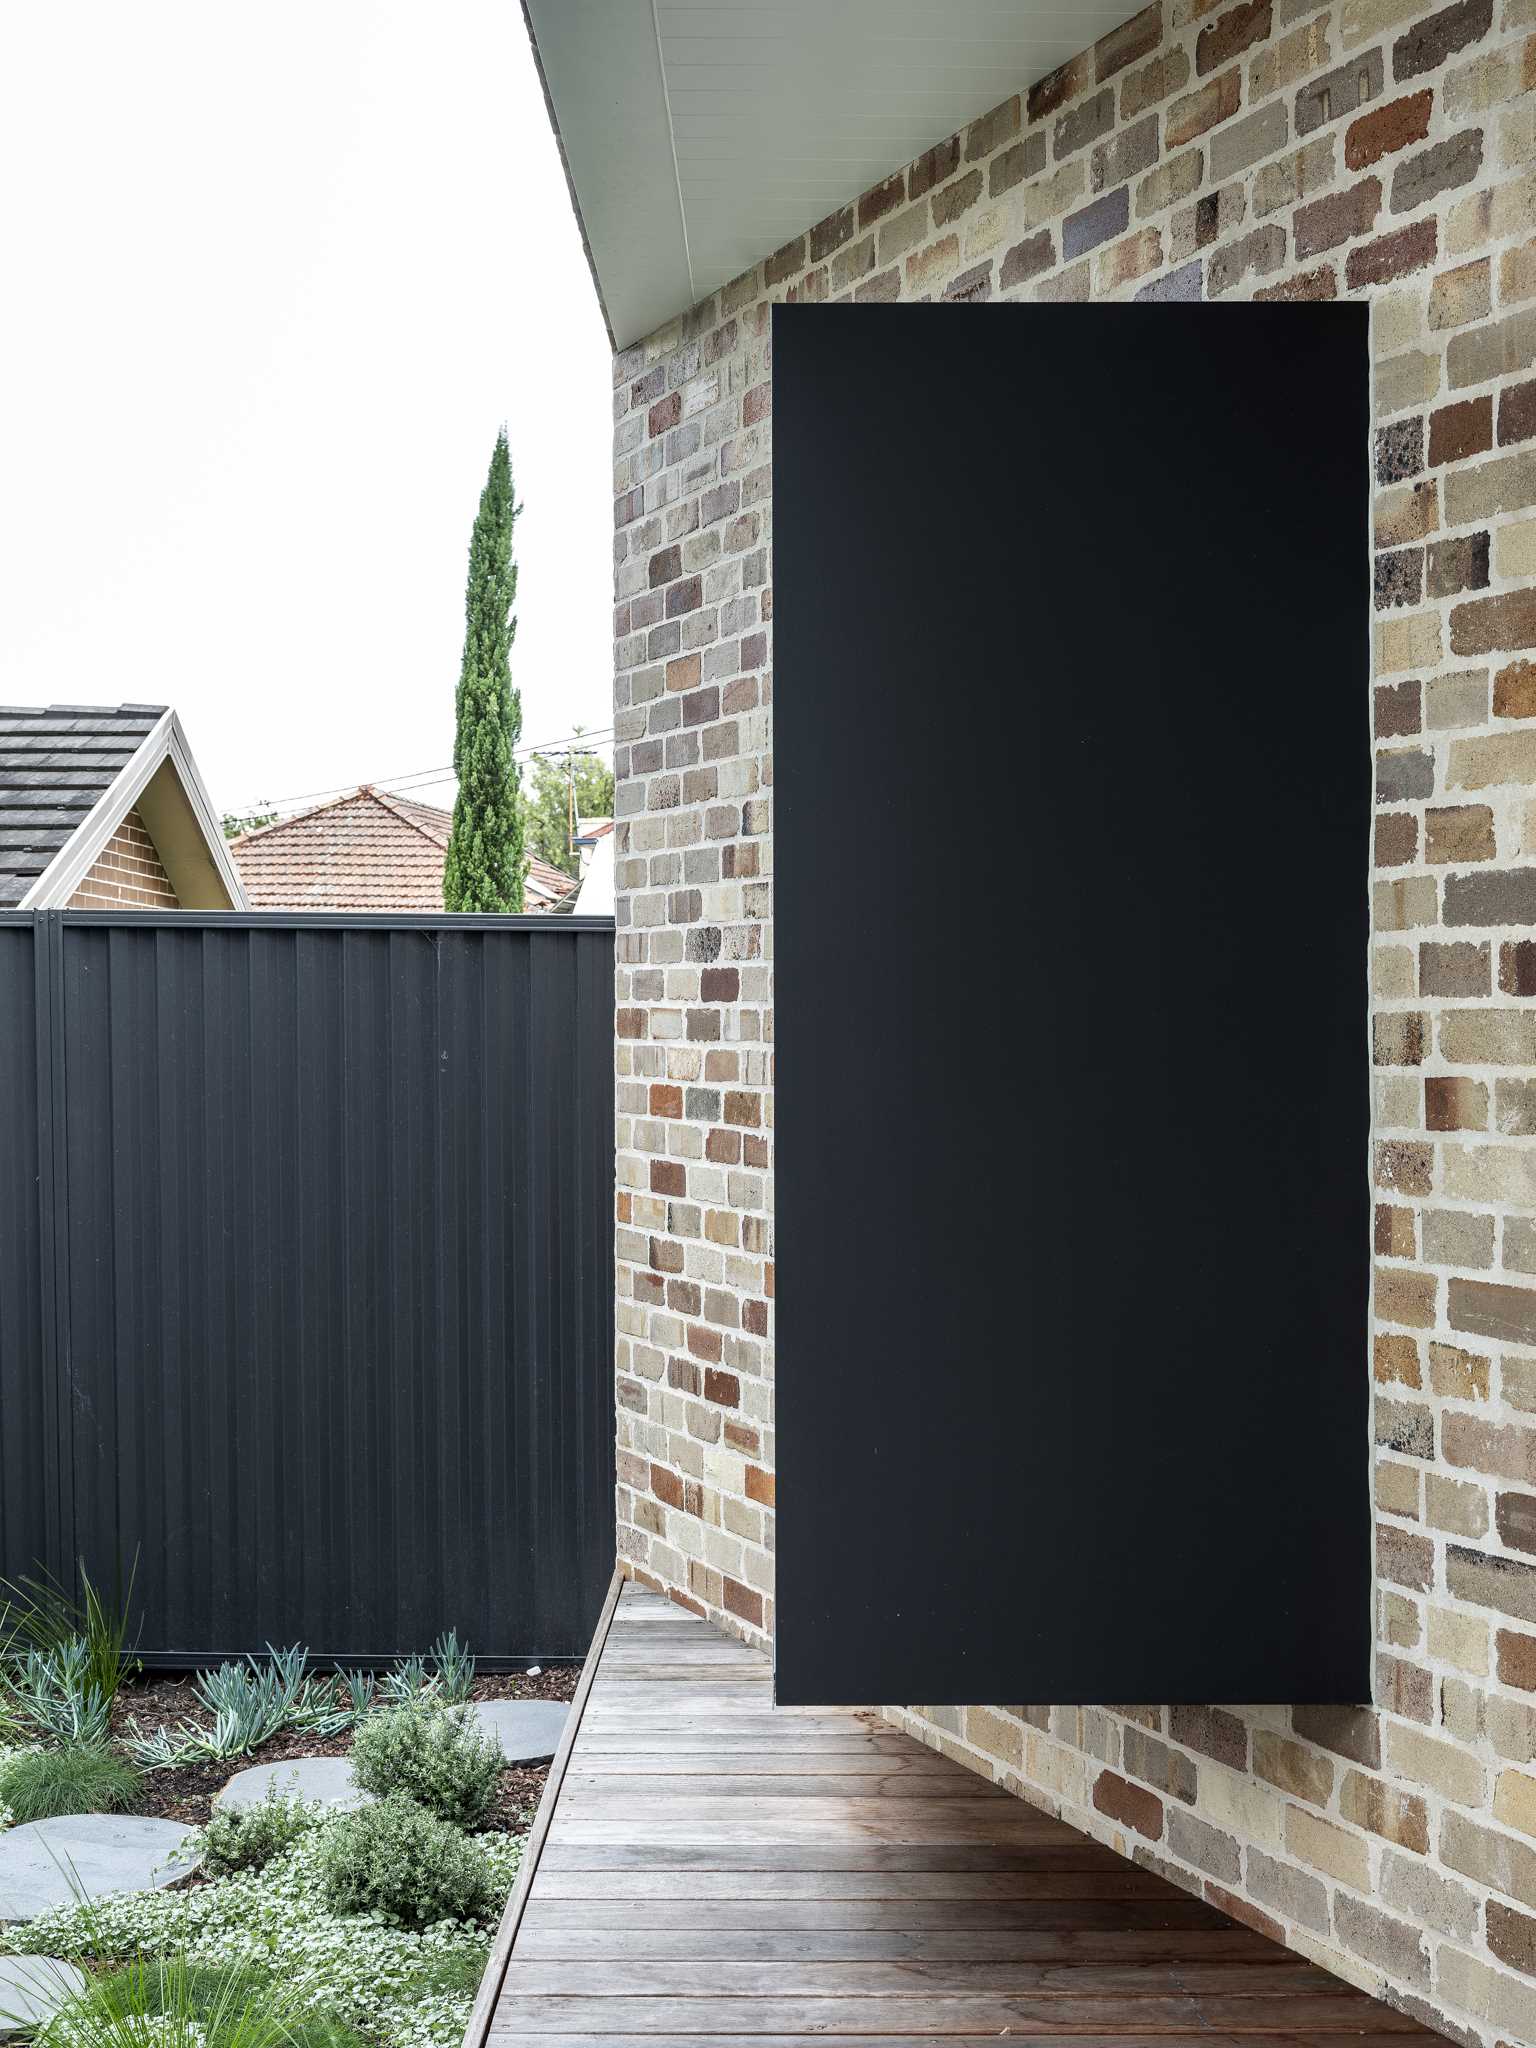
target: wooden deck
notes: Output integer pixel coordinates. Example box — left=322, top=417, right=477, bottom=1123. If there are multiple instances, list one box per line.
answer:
left=470, top=1579, right=1441, bottom=2045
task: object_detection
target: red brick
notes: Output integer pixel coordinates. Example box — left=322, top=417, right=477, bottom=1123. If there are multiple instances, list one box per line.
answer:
left=1255, top=266, right=1338, bottom=302
left=1096, top=4, right=1163, bottom=81
left=1498, top=1628, right=1536, bottom=1691
left=703, top=1367, right=740, bottom=1407
left=1428, top=395, right=1493, bottom=466
left=1346, top=91, right=1433, bottom=171
left=745, top=1464, right=776, bottom=1506
left=1166, top=68, right=1242, bottom=147
left=858, top=174, right=906, bottom=229
left=1500, top=379, right=1536, bottom=447
left=722, top=1576, right=764, bottom=1627
left=1346, top=217, right=1436, bottom=289
left=650, top=1462, right=684, bottom=1510
left=1093, top=1769, right=1165, bottom=1838
left=763, top=235, right=806, bottom=286
left=1197, top=0, right=1271, bottom=76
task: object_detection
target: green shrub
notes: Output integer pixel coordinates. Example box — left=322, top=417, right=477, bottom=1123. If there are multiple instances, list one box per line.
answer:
left=317, top=1793, right=497, bottom=1928
left=349, top=1701, right=501, bottom=1826
left=32, top=1953, right=365, bottom=2048
left=0, top=1556, right=140, bottom=1708
left=1, top=1640, right=112, bottom=1746
left=0, top=1740, right=141, bottom=1822
left=203, top=1787, right=319, bottom=1875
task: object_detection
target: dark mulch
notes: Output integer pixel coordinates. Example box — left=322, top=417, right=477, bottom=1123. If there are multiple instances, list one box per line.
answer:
left=107, top=1663, right=580, bottom=1833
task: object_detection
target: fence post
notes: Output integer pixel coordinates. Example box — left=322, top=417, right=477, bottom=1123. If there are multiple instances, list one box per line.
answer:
left=29, top=912, right=73, bottom=1585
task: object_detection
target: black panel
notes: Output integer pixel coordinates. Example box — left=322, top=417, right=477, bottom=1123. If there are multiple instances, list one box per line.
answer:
left=0, top=913, right=615, bottom=1664
left=774, top=306, right=1370, bottom=1707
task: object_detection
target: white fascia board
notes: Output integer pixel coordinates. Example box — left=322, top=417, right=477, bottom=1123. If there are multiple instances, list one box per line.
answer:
left=523, top=0, right=693, bottom=349
left=21, top=710, right=250, bottom=910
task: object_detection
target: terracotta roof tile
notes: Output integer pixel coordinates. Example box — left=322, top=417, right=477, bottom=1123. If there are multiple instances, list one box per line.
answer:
left=231, top=785, right=577, bottom=913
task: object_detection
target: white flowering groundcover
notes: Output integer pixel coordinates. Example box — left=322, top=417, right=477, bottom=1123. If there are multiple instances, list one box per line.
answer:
left=0, top=1807, right=520, bottom=2048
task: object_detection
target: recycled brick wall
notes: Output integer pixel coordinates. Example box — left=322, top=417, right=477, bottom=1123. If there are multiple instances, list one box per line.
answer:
left=611, top=0, right=1536, bottom=2037
left=68, top=810, right=179, bottom=909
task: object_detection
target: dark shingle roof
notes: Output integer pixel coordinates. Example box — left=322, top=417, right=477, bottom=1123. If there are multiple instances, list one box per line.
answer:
left=0, top=704, right=166, bottom=905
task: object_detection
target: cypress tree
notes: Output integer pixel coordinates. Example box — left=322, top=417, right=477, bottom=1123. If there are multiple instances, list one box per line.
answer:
left=444, top=429, right=524, bottom=911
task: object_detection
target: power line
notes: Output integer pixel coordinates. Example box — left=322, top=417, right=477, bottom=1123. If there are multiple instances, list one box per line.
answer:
left=229, top=726, right=615, bottom=818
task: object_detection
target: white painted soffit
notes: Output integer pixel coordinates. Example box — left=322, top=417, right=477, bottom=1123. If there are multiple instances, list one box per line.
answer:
left=521, top=1, right=1146, bottom=350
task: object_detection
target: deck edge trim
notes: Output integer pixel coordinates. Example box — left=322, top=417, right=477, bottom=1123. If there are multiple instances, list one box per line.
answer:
left=461, top=1566, right=625, bottom=2048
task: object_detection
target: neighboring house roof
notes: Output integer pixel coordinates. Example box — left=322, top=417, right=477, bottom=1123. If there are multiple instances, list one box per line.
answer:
left=230, top=784, right=579, bottom=913
left=0, top=703, right=247, bottom=909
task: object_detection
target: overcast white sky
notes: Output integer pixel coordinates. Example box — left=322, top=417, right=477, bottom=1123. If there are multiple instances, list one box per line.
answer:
left=0, top=1, right=612, bottom=820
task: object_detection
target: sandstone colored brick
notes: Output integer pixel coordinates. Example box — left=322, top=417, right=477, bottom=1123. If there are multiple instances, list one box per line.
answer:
left=1122, top=47, right=1193, bottom=122
left=1427, top=804, right=1496, bottom=862
left=612, top=2, right=1536, bottom=2025
left=1450, top=732, right=1536, bottom=789
left=1429, top=256, right=1492, bottom=329
left=1448, top=306, right=1536, bottom=389
left=1440, top=1804, right=1536, bottom=1906
left=1251, top=16, right=1332, bottom=99
left=1340, top=1767, right=1430, bottom=1851
left=1253, top=1731, right=1332, bottom=1805
left=1286, top=1804, right=1371, bottom=1887
left=1137, top=148, right=1206, bottom=219
left=1386, top=1723, right=1487, bottom=1807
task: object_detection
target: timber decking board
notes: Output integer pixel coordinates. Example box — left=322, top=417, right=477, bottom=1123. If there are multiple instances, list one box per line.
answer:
left=477, top=1583, right=1443, bottom=2045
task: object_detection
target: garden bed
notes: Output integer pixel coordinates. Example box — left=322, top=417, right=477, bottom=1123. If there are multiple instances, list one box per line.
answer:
left=106, top=1664, right=578, bottom=1832
left=0, top=1611, right=584, bottom=2048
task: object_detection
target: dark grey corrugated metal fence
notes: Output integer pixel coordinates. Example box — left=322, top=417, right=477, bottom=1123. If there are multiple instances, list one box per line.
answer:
left=0, top=911, right=614, bottom=1665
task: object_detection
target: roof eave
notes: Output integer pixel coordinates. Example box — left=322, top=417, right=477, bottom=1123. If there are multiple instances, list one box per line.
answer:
left=21, top=710, right=250, bottom=911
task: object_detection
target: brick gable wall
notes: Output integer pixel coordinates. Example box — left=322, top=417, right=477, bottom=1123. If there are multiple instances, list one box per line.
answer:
left=68, top=809, right=180, bottom=908
left=611, top=2, right=1536, bottom=2036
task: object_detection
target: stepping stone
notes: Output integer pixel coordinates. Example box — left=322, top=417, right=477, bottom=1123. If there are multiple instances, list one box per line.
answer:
left=470, top=1699, right=569, bottom=1764
left=216, top=1756, right=373, bottom=1813
left=0, top=1816, right=199, bottom=1923
left=0, top=1956, right=88, bottom=2037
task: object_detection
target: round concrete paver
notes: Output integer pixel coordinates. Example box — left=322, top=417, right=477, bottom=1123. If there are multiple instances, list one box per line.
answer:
left=0, top=1957, right=88, bottom=2037
left=0, top=1816, right=199, bottom=1923
left=470, top=1699, right=569, bottom=1764
left=215, top=1756, right=372, bottom=1813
